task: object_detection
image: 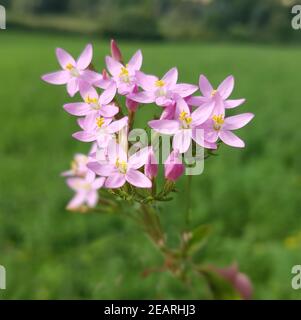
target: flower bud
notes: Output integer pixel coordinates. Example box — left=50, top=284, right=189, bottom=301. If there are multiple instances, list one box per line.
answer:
left=126, top=85, right=139, bottom=112
left=110, top=39, right=123, bottom=62
left=214, top=263, right=253, bottom=300
left=145, top=147, right=158, bottom=179
left=164, top=149, right=184, bottom=182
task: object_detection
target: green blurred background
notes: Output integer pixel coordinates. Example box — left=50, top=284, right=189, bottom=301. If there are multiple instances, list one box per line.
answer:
left=0, top=0, right=301, bottom=299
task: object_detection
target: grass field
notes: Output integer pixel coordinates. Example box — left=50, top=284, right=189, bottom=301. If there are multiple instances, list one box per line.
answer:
left=0, top=30, right=301, bottom=299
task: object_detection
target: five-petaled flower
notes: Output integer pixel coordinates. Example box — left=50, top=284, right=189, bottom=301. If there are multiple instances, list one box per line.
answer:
left=42, top=44, right=101, bottom=97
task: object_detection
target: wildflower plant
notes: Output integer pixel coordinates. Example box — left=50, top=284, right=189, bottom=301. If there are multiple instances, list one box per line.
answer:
left=42, top=40, right=254, bottom=299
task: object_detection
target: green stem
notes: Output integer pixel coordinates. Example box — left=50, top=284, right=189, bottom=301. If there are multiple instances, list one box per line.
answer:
left=185, top=175, right=192, bottom=227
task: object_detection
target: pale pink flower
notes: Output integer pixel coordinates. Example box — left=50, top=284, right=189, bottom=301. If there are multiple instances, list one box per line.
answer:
left=66, top=175, right=105, bottom=210
left=73, top=114, right=128, bottom=148
left=63, top=82, right=118, bottom=118
left=149, top=98, right=216, bottom=153
left=188, top=75, right=245, bottom=114
left=42, top=44, right=101, bottom=97
left=164, top=149, right=184, bottom=182
left=88, top=143, right=151, bottom=189
left=126, top=85, right=140, bottom=112
left=105, top=49, right=143, bottom=95
left=132, top=68, right=198, bottom=107
left=203, top=112, right=254, bottom=148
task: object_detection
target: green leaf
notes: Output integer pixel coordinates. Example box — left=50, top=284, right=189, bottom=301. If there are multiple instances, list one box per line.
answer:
left=185, top=224, right=212, bottom=255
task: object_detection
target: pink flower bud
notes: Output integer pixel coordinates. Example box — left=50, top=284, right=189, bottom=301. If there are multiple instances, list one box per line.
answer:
left=164, top=149, right=184, bottom=182
left=145, top=148, right=158, bottom=179
left=110, top=39, right=123, bottom=62
left=126, top=85, right=139, bottom=112
left=214, top=263, right=253, bottom=300
left=102, top=69, right=109, bottom=80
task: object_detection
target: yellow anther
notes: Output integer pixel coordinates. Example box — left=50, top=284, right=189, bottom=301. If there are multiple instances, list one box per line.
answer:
left=212, top=114, right=224, bottom=130
left=71, top=160, right=77, bottom=171
left=211, top=89, right=218, bottom=97
left=96, top=117, right=105, bottom=128
left=85, top=96, right=98, bottom=104
left=119, top=67, right=129, bottom=77
left=179, top=111, right=188, bottom=121
left=66, top=63, right=74, bottom=71
left=116, top=158, right=127, bottom=173
left=155, top=79, right=165, bottom=87
left=186, top=117, right=192, bottom=124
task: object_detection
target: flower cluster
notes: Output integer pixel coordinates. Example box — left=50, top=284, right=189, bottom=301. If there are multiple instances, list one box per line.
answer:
left=42, top=40, right=254, bottom=210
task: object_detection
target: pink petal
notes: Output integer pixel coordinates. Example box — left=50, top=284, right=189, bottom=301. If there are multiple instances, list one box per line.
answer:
left=156, top=96, right=172, bottom=107
left=86, top=190, right=98, bottom=207
left=100, top=104, right=119, bottom=118
left=67, top=78, right=79, bottom=97
left=127, top=50, right=143, bottom=70
left=148, top=120, right=180, bottom=135
left=105, top=173, right=126, bottom=188
left=204, top=128, right=219, bottom=143
left=135, top=71, right=157, bottom=91
left=88, top=162, right=116, bottom=177
left=131, top=91, right=155, bottom=104
left=99, top=82, right=117, bottom=105
left=187, top=96, right=209, bottom=107
left=63, top=103, right=90, bottom=116
left=173, top=129, right=192, bottom=153
left=192, top=128, right=217, bottom=149
left=223, top=113, right=254, bottom=130
left=92, top=177, right=106, bottom=189
left=126, top=169, right=152, bottom=188
left=218, top=75, right=234, bottom=100
left=173, top=83, right=198, bottom=97
left=76, top=44, right=93, bottom=70
left=80, top=83, right=98, bottom=100
left=83, top=112, right=98, bottom=131
left=175, top=97, right=190, bottom=118
left=56, top=48, right=75, bottom=69
left=219, top=130, right=245, bottom=148
left=163, top=67, right=178, bottom=87
left=80, top=70, right=102, bottom=84
left=105, top=56, right=123, bottom=76
left=72, top=131, right=95, bottom=142
left=199, top=75, right=213, bottom=97
left=111, top=39, right=123, bottom=62
left=191, top=101, right=215, bottom=126
left=128, top=147, right=150, bottom=169
left=41, top=71, right=70, bottom=85
left=67, top=192, right=86, bottom=210
left=66, top=178, right=83, bottom=190
left=107, top=117, right=128, bottom=134
left=224, top=99, right=245, bottom=109
left=160, top=103, right=176, bottom=120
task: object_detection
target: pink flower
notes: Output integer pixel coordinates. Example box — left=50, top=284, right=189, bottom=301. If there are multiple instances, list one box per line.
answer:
left=42, top=44, right=101, bottom=97
left=132, top=67, right=198, bottom=107
left=105, top=49, right=143, bottom=95
left=144, top=147, right=158, bottom=179
left=73, top=114, right=128, bottom=147
left=149, top=98, right=216, bottom=153
left=110, top=39, right=123, bottom=62
left=66, top=175, right=105, bottom=210
left=88, top=143, right=151, bottom=189
left=188, top=75, right=245, bottom=114
left=63, top=82, right=118, bottom=118
left=203, top=112, right=254, bottom=148
left=164, top=149, right=184, bottom=181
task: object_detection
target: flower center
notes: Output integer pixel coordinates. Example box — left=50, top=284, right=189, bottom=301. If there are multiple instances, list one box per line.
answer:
left=211, top=89, right=218, bottom=97
left=119, top=65, right=130, bottom=83
left=115, top=158, right=127, bottom=174
left=96, top=117, right=105, bottom=128
left=212, top=114, right=224, bottom=131
left=85, top=96, right=100, bottom=109
left=66, top=63, right=79, bottom=77
left=155, top=79, right=165, bottom=87
left=179, top=111, right=192, bottom=128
